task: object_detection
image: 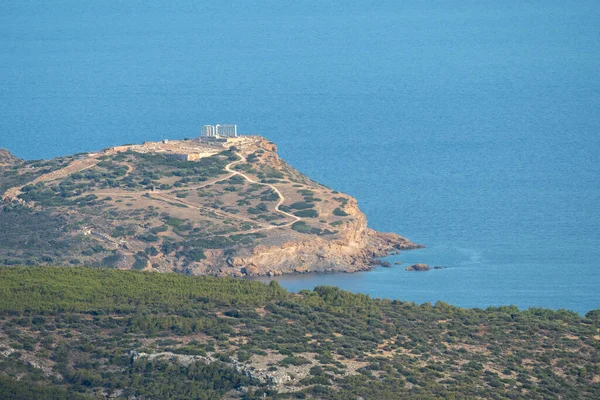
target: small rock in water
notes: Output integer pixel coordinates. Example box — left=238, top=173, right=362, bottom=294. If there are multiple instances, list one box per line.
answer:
left=405, top=263, right=430, bottom=271
left=371, top=260, right=391, bottom=268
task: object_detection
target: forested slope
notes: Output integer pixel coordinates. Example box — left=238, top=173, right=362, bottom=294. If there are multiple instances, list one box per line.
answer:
left=0, top=267, right=598, bottom=399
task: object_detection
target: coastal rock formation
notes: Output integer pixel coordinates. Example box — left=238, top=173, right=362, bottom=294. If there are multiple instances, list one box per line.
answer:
left=198, top=195, right=422, bottom=276
left=373, top=260, right=392, bottom=268
left=405, top=263, right=430, bottom=271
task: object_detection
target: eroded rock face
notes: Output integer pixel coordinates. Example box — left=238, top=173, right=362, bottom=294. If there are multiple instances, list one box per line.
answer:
left=196, top=196, right=422, bottom=277
left=405, top=263, right=430, bottom=271
left=131, top=350, right=297, bottom=386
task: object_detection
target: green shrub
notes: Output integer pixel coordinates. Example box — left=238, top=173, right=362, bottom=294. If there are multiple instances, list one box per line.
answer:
left=290, top=202, right=315, bottom=210
left=291, top=221, right=311, bottom=233
left=132, top=256, right=147, bottom=270
left=333, top=207, right=349, bottom=217
left=149, top=224, right=169, bottom=234
left=100, top=254, right=122, bottom=268
left=280, top=355, right=311, bottom=366
left=294, top=209, right=318, bottom=218
left=137, top=233, right=159, bottom=242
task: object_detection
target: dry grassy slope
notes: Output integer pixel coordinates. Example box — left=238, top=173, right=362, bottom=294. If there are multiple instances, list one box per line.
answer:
left=212, top=138, right=423, bottom=276
left=0, top=149, right=21, bottom=165
left=0, top=139, right=422, bottom=276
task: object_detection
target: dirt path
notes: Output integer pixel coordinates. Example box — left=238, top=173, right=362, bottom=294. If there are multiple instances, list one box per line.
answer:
left=35, top=158, right=100, bottom=184
left=147, top=155, right=302, bottom=235
left=2, top=156, right=102, bottom=201
left=225, top=155, right=301, bottom=233
left=149, top=192, right=263, bottom=228
left=163, top=173, right=235, bottom=193
left=4, top=151, right=302, bottom=237
left=2, top=144, right=139, bottom=202
left=92, top=189, right=266, bottom=231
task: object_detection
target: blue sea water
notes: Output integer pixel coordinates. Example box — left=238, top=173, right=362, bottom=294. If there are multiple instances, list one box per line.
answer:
left=1, top=1, right=599, bottom=314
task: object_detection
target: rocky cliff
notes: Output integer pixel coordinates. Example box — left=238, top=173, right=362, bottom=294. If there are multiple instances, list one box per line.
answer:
left=211, top=198, right=422, bottom=277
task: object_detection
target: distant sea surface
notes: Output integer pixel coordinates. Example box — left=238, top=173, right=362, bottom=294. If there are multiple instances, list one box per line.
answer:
left=1, top=1, right=598, bottom=313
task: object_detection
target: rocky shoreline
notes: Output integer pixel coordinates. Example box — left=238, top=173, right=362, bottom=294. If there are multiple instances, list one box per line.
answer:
left=200, top=205, right=424, bottom=278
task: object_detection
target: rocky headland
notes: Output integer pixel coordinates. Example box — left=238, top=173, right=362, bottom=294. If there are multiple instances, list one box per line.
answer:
left=0, top=136, right=422, bottom=276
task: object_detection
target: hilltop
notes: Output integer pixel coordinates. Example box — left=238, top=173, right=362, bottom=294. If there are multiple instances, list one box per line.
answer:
left=0, top=137, right=421, bottom=276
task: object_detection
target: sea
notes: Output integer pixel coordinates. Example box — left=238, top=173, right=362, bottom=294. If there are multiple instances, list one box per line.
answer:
left=1, top=1, right=598, bottom=314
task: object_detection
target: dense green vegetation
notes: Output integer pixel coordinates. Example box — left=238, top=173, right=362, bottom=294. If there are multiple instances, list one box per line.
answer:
left=0, top=267, right=597, bottom=399
left=0, top=267, right=286, bottom=313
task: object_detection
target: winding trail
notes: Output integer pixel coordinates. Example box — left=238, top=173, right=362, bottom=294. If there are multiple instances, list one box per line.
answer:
left=224, top=155, right=301, bottom=233
left=3, top=150, right=303, bottom=237
left=1, top=145, right=130, bottom=201
left=149, top=192, right=264, bottom=228
left=2, top=157, right=101, bottom=201
left=91, top=189, right=264, bottom=230
left=94, top=155, right=300, bottom=235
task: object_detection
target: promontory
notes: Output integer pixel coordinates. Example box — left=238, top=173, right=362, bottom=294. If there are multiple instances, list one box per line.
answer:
left=0, top=136, right=422, bottom=276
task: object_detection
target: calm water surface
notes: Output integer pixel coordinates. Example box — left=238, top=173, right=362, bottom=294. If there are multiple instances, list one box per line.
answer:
left=1, top=1, right=599, bottom=313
